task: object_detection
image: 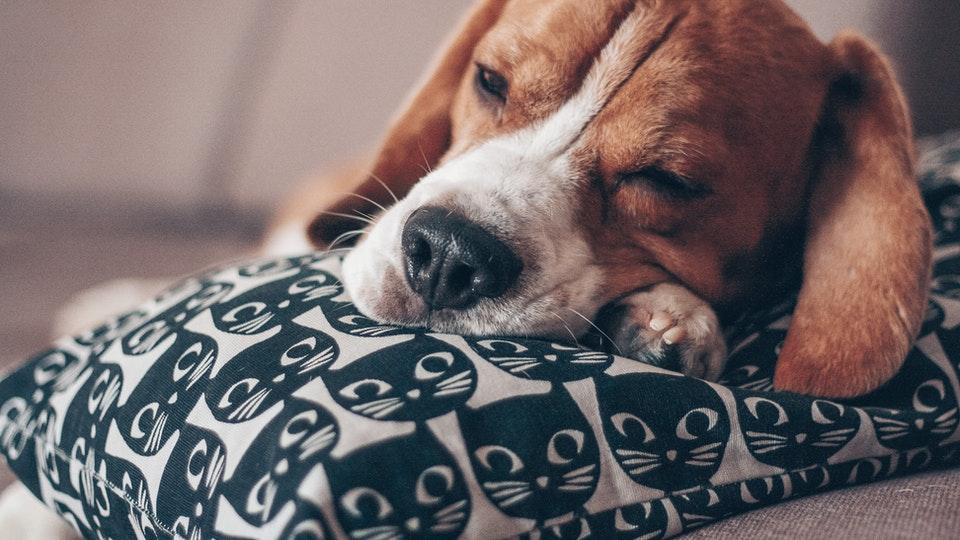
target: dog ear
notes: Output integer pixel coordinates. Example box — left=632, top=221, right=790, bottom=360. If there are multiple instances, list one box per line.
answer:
left=773, top=32, right=932, bottom=398
left=307, top=0, right=507, bottom=247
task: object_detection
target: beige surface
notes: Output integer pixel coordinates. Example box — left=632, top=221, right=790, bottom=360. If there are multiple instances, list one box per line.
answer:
left=2, top=1, right=958, bottom=215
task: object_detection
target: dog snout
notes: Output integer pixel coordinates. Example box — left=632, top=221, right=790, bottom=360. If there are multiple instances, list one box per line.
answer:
left=401, top=206, right=522, bottom=310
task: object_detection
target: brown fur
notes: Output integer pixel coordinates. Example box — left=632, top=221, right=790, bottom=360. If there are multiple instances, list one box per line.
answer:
left=288, top=0, right=932, bottom=398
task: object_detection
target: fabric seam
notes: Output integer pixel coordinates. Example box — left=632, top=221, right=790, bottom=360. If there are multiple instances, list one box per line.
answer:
left=5, top=424, right=177, bottom=537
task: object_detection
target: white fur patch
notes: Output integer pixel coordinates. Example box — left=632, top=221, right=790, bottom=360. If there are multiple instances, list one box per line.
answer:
left=343, top=4, right=668, bottom=338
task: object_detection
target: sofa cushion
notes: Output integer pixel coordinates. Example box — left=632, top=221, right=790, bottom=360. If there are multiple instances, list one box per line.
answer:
left=1, top=131, right=959, bottom=539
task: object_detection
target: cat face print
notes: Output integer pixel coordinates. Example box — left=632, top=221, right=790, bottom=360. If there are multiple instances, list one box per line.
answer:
left=221, top=399, right=338, bottom=526
left=325, top=337, right=476, bottom=422
left=123, top=281, right=232, bottom=355
left=458, top=390, right=600, bottom=523
left=206, top=325, right=338, bottom=423
left=738, top=395, right=859, bottom=470
left=209, top=271, right=342, bottom=336
left=329, top=432, right=469, bottom=539
left=597, top=374, right=729, bottom=492
left=465, top=339, right=612, bottom=382
left=859, top=350, right=959, bottom=450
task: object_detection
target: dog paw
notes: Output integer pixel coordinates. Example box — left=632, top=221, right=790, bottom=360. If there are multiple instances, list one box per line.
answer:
left=596, top=283, right=727, bottom=380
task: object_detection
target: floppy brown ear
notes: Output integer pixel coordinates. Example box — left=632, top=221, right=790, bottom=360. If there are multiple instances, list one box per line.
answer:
left=308, top=0, right=507, bottom=247
left=773, top=33, right=933, bottom=398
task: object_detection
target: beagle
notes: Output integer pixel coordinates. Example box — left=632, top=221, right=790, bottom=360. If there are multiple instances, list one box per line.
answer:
left=271, top=0, right=933, bottom=399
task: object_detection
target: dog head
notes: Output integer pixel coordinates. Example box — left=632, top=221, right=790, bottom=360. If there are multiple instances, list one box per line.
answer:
left=308, top=0, right=931, bottom=398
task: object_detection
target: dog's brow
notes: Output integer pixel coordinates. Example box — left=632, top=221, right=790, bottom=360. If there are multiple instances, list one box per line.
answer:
left=529, top=6, right=686, bottom=159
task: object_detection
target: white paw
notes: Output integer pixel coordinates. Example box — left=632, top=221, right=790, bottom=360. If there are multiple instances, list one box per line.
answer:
left=598, top=283, right=727, bottom=380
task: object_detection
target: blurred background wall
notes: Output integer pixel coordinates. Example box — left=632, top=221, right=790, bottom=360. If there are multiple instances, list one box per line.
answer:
left=0, top=1, right=958, bottom=367
left=2, top=0, right=958, bottom=218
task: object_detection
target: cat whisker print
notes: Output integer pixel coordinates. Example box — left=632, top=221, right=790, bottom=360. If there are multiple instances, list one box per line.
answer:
left=349, top=396, right=404, bottom=419
left=569, top=351, right=610, bottom=365
left=221, top=303, right=275, bottom=334
left=433, top=370, right=473, bottom=398
left=297, top=424, right=337, bottom=460
left=337, top=315, right=401, bottom=337
left=931, top=408, right=959, bottom=434
left=489, top=356, right=540, bottom=375
left=349, top=524, right=400, bottom=540
left=684, top=441, right=724, bottom=466
left=483, top=481, right=533, bottom=508
left=614, top=449, right=660, bottom=459
left=431, top=499, right=467, bottom=533
left=562, top=463, right=597, bottom=481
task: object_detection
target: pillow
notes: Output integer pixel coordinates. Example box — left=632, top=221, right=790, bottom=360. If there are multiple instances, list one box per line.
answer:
left=2, top=132, right=960, bottom=539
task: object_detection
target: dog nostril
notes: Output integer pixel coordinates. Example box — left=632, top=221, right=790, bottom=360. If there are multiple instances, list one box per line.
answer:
left=407, top=236, right=432, bottom=267
left=447, top=263, right=475, bottom=294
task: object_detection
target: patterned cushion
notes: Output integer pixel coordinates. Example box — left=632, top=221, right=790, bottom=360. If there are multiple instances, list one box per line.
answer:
left=2, top=132, right=960, bottom=539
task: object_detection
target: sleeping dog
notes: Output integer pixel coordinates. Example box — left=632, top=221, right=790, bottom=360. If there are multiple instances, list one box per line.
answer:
left=276, top=0, right=933, bottom=399
left=0, top=0, right=935, bottom=536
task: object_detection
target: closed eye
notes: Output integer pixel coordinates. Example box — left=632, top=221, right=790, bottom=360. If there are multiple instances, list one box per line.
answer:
left=475, top=63, right=508, bottom=103
left=617, top=166, right=711, bottom=200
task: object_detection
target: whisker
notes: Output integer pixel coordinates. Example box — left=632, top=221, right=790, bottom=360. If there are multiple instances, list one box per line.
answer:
left=879, top=432, right=910, bottom=440
left=931, top=427, right=953, bottom=434
left=615, top=449, right=658, bottom=458
left=328, top=230, right=367, bottom=250
left=628, top=463, right=661, bottom=475
left=620, top=457, right=659, bottom=466
left=872, top=416, right=908, bottom=426
left=937, top=408, right=958, bottom=422
left=684, top=460, right=717, bottom=467
left=811, top=442, right=842, bottom=447
left=558, top=484, right=593, bottom=492
left=748, top=440, right=790, bottom=447
left=686, top=452, right=718, bottom=461
left=319, top=210, right=374, bottom=226
left=366, top=172, right=399, bottom=204
left=498, top=491, right=532, bottom=508
left=490, top=486, right=530, bottom=499
left=354, top=208, right=377, bottom=222
left=431, top=523, right=463, bottom=533
left=746, top=431, right=787, bottom=440
left=436, top=513, right=465, bottom=524
left=436, top=370, right=472, bottom=388
left=820, top=428, right=856, bottom=437
left=370, top=402, right=404, bottom=419
left=417, top=140, right=433, bottom=173
left=336, top=191, right=388, bottom=213
left=877, top=426, right=908, bottom=433
left=564, top=476, right=595, bottom=485
left=434, top=500, right=467, bottom=518
left=563, top=464, right=597, bottom=478
left=483, top=480, right=528, bottom=488
left=690, top=442, right=723, bottom=454
left=549, top=311, right=581, bottom=348
left=753, top=444, right=788, bottom=454
left=434, top=387, right=472, bottom=397
left=352, top=397, right=400, bottom=411
left=352, top=525, right=398, bottom=539
left=564, top=307, right=622, bottom=355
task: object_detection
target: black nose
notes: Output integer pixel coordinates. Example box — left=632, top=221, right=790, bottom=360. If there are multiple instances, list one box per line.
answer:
left=401, top=207, right=522, bottom=310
